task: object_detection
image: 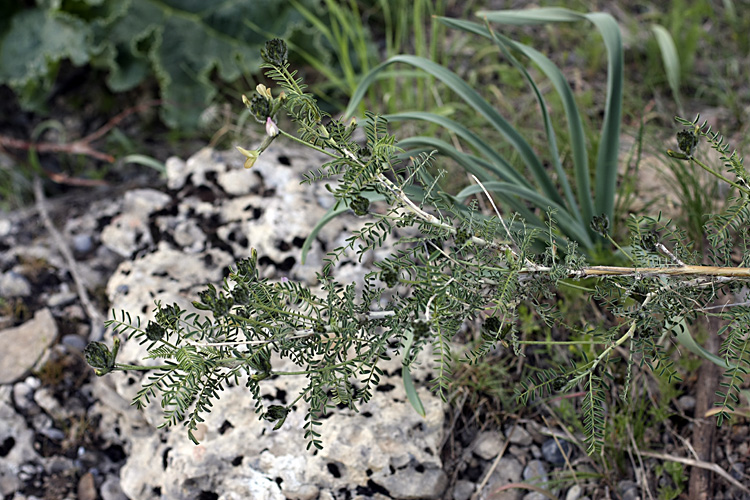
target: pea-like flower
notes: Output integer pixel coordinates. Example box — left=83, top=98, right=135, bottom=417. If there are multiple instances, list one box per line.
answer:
left=236, top=146, right=259, bottom=169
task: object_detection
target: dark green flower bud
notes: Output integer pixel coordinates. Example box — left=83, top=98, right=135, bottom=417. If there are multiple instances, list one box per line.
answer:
left=381, top=268, right=399, bottom=288
left=640, top=231, right=658, bottom=252
left=250, top=94, right=272, bottom=124
left=264, top=405, right=289, bottom=430
left=145, top=321, right=166, bottom=341
left=84, top=340, right=118, bottom=376
left=412, top=319, right=430, bottom=337
left=590, top=214, right=610, bottom=236
left=350, top=195, right=369, bottom=217
left=551, top=377, right=566, bottom=392
left=677, top=129, right=699, bottom=157
left=261, top=39, right=288, bottom=67
left=455, top=228, right=470, bottom=247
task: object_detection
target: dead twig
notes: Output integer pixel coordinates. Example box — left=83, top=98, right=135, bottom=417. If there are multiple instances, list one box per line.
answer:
left=33, top=177, right=104, bottom=341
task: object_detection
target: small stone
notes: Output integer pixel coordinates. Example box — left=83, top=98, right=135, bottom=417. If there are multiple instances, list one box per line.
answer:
left=541, top=438, right=572, bottom=466
left=730, top=462, right=745, bottom=480
left=480, top=457, right=523, bottom=500
left=473, top=431, right=505, bottom=460
left=100, top=475, right=129, bottom=500
left=677, top=395, right=696, bottom=412
left=522, top=460, right=548, bottom=485
left=47, top=291, right=78, bottom=308
left=452, top=480, right=475, bottom=500
left=522, top=493, right=547, bottom=500
left=0, top=270, right=31, bottom=297
left=77, top=472, right=97, bottom=500
left=565, top=484, right=582, bottom=500
left=505, top=426, right=533, bottom=446
left=618, top=480, right=639, bottom=500
left=61, top=334, right=87, bottom=352
left=372, top=465, right=447, bottom=499
left=12, top=380, right=39, bottom=414
left=0, top=218, right=12, bottom=238
left=73, top=234, right=93, bottom=254
left=0, top=308, right=58, bottom=384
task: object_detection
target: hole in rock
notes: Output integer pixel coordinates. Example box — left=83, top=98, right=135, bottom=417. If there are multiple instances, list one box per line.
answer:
left=327, top=463, right=342, bottom=478
left=218, top=420, right=234, bottom=435
left=376, top=383, right=395, bottom=393
left=152, top=487, right=162, bottom=496
left=197, top=491, right=219, bottom=500
left=275, top=477, right=283, bottom=486
left=104, top=444, right=126, bottom=462
left=415, top=464, right=425, bottom=473
left=231, top=456, right=243, bottom=466
left=278, top=155, right=291, bottom=166
left=0, top=437, right=15, bottom=457
left=277, top=240, right=291, bottom=252
left=361, top=411, right=373, bottom=418
left=292, top=236, right=306, bottom=248
left=162, top=447, right=171, bottom=469
left=358, top=480, right=390, bottom=497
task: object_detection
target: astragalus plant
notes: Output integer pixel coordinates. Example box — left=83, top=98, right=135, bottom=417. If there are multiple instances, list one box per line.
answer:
left=87, top=39, right=750, bottom=455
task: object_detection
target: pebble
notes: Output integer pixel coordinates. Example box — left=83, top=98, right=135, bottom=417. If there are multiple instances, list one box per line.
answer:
left=677, top=395, right=696, bottom=412
left=452, top=479, right=475, bottom=500
left=12, top=379, right=40, bottom=414
left=47, top=291, right=78, bottom=308
left=61, top=334, right=87, bottom=352
left=73, top=234, right=93, bottom=254
left=473, top=430, right=504, bottom=460
left=542, top=438, right=572, bottom=466
left=522, top=493, right=548, bottom=500
left=617, top=480, right=640, bottom=500
left=0, top=308, right=58, bottom=384
left=0, top=270, right=31, bottom=297
left=730, top=461, right=745, bottom=480
left=565, top=484, right=582, bottom=500
left=505, top=425, right=533, bottom=446
left=523, top=459, right=548, bottom=485
left=0, top=218, right=12, bottom=237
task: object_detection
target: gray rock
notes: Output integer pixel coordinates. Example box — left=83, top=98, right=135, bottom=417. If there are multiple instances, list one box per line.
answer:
left=61, top=334, right=87, bottom=352
left=505, top=426, right=533, bottom=446
left=541, top=438, right=572, bottom=466
left=100, top=476, right=129, bottom=500
left=72, top=234, right=93, bottom=254
left=565, top=484, right=582, bottom=500
left=0, top=308, right=57, bottom=384
left=618, top=480, right=639, bottom=500
left=47, top=291, right=78, bottom=308
left=0, top=218, right=11, bottom=238
left=522, top=459, right=548, bottom=485
left=372, top=464, right=447, bottom=499
left=452, top=480, right=475, bottom=500
left=0, top=270, right=31, bottom=297
left=100, top=189, right=171, bottom=257
left=677, top=395, right=696, bottom=412
left=522, top=494, right=548, bottom=500
left=479, top=457, right=523, bottom=500
left=474, top=431, right=505, bottom=460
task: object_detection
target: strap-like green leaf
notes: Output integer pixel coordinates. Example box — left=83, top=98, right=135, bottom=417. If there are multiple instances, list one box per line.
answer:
left=345, top=55, right=565, bottom=208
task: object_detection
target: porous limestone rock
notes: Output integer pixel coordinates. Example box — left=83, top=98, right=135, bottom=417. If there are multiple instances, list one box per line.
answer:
left=92, top=145, right=449, bottom=499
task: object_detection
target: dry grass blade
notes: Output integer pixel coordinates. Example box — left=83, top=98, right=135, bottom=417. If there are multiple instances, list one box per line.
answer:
left=638, top=450, right=750, bottom=494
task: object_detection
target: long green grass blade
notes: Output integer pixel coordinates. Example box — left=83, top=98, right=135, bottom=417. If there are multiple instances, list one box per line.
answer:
left=437, top=16, right=594, bottom=232
left=479, top=9, right=623, bottom=224
left=384, top=111, right=531, bottom=187
left=344, top=55, right=565, bottom=208
left=651, top=24, right=682, bottom=111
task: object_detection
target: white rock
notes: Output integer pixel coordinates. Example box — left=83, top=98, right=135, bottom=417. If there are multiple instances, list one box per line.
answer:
left=0, top=271, right=31, bottom=297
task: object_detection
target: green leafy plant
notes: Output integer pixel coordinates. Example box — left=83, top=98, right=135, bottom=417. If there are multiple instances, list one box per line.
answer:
left=0, top=0, right=324, bottom=129
left=88, top=40, right=750, bottom=456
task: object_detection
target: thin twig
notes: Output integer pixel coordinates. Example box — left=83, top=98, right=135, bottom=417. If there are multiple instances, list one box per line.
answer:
left=626, top=422, right=655, bottom=500
left=33, top=177, right=104, bottom=340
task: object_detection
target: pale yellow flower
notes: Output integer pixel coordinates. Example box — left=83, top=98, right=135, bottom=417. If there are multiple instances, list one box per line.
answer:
left=236, top=146, right=259, bottom=169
